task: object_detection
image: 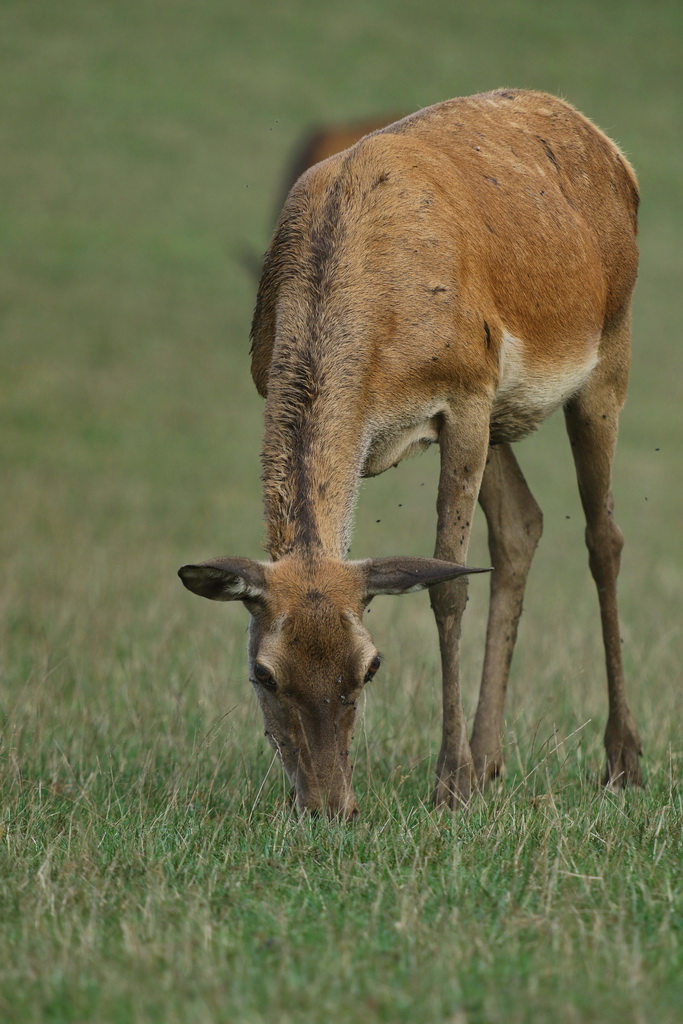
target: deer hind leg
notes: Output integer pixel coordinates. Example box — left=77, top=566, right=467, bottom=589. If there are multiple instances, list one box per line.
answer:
left=430, top=402, right=491, bottom=808
left=470, top=443, right=543, bottom=785
left=564, top=313, right=642, bottom=787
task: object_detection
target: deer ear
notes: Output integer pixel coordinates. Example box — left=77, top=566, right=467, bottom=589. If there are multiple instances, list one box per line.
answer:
left=178, top=557, right=266, bottom=602
left=363, top=556, right=491, bottom=597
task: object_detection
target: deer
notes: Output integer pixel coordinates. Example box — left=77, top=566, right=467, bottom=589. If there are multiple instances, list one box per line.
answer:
left=179, top=89, right=643, bottom=820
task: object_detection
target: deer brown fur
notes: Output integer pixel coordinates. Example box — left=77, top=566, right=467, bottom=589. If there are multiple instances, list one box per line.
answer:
left=180, top=89, right=642, bottom=819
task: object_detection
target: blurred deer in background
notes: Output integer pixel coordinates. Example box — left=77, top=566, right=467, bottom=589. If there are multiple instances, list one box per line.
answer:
left=275, top=115, right=400, bottom=216
left=182, top=89, right=642, bottom=818
left=241, top=115, right=398, bottom=280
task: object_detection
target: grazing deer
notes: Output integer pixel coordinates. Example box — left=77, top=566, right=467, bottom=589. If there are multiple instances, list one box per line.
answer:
left=180, top=89, right=643, bottom=819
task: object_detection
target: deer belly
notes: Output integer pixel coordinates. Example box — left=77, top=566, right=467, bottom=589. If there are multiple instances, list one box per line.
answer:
left=490, top=332, right=599, bottom=444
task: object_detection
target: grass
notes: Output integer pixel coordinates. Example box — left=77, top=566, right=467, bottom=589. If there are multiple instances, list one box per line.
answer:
left=2, top=706, right=681, bottom=1023
left=1, top=0, right=682, bottom=1021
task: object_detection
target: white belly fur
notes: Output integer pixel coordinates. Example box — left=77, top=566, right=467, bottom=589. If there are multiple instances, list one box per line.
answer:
left=491, top=331, right=599, bottom=442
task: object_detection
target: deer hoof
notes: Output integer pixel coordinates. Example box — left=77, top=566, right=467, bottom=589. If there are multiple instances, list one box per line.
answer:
left=432, top=763, right=476, bottom=809
left=472, top=751, right=505, bottom=788
left=604, top=746, right=643, bottom=788
left=604, top=720, right=643, bottom=788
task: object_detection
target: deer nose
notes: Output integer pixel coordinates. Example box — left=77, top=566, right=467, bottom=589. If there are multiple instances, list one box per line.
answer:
left=295, top=792, right=360, bottom=822
left=328, top=795, right=360, bottom=822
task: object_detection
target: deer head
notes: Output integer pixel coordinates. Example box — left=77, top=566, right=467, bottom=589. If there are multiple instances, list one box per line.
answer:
left=179, top=554, right=488, bottom=819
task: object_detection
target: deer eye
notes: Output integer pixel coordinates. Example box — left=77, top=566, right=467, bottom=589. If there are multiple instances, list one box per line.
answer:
left=252, top=661, right=277, bottom=690
left=364, top=655, right=381, bottom=683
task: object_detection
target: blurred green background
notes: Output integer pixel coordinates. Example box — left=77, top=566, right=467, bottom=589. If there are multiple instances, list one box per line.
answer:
left=2, top=0, right=681, bottom=588
left=2, top=0, right=682, bottom=794
left=0, top=3, right=682, bottom=1020
left=2, top=0, right=681, bottom=714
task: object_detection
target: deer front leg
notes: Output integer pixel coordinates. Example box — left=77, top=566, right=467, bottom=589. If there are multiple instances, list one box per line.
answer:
left=430, top=405, right=491, bottom=808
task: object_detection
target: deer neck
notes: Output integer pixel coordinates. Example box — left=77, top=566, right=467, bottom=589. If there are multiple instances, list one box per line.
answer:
left=261, top=334, right=370, bottom=562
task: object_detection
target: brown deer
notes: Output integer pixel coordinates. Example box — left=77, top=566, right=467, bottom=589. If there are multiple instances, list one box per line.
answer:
left=180, top=89, right=643, bottom=819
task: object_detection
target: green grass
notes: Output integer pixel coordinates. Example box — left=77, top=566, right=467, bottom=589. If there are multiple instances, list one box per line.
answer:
left=1, top=0, right=682, bottom=1021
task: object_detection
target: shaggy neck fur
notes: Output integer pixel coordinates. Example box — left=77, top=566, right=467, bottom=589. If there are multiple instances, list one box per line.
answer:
left=257, top=158, right=372, bottom=560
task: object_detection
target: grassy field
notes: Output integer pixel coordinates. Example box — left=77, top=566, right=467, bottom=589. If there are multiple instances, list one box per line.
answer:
left=1, top=1, right=682, bottom=1021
